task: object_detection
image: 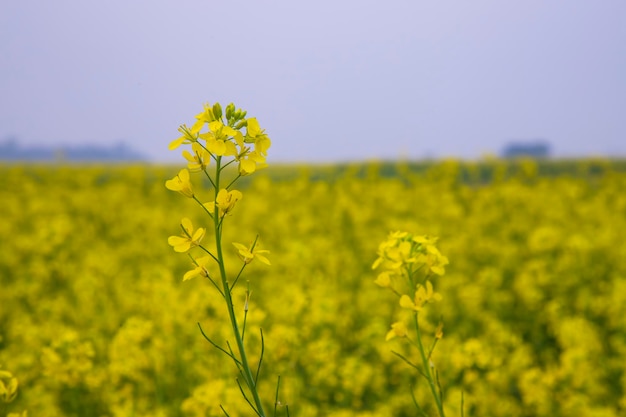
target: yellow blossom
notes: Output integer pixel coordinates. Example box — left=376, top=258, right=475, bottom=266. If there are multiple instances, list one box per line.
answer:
left=399, top=281, right=442, bottom=311
left=386, top=322, right=408, bottom=341
left=165, top=169, right=194, bottom=198
left=205, top=121, right=240, bottom=156
left=183, top=256, right=212, bottom=281
left=168, top=218, right=205, bottom=252
left=183, top=143, right=211, bottom=172
left=169, top=123, right=202, bottom=150
left=374, top=271, right=392, bottom=287
left=435, top=322, right=444, bottom=339
left=204, top=189, right=243, bottom=218
left=232, top=242, right=271, bottom=265
left=0, top=370, right=18, bottom=403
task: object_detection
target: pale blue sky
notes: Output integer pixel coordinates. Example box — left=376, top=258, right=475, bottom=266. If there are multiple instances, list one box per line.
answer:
left=1, top=1, right=625, bottom=162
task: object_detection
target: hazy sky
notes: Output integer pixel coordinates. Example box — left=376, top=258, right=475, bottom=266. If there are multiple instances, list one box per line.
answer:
left=1, top=1, right=625, bottom=162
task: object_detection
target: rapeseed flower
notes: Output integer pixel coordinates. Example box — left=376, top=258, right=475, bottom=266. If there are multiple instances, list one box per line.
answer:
left=169, top=123, right=202, bottom=150
left=374, top=271, right=392, bottom=288
left=399, top=281, right=442, bottom=311
left=0, top=369, right=18, bottom=403
left=168, top=218, right=205, bottom=252
left=204, top=189, right=243, bottom=218
left=232, top=242, right=271, bottom=265
left=386, top=322, right=408, bottom=341
left=183, top=256, right=212, bottom=281
left=205, top=121, right=239, bottom=156
left=183, top=143, right=211, bottom=172
left=165, top=169, right=194, bottom=198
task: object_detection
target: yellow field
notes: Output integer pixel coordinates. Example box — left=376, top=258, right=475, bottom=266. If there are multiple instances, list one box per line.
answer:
left=1, top=159, right=625, bottom=417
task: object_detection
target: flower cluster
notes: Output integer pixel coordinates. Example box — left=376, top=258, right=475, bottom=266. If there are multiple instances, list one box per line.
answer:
left=168, top=103, right=271, bottom=176
left=165, top=103, right=271, bottom=281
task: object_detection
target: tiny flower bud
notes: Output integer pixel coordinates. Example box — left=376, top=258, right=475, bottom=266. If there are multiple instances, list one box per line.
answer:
left=226, top=103, right=235, bottom=120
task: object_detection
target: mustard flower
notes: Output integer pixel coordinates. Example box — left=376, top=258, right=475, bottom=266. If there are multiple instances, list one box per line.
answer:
left=399, top=281, right=442, bottom=311
left=232, top=242, right=271, bottom=265
left=169, top=123, right=202, bottom=150
left=245, top=118, right=271, bottom=157
left=183, top=256, right=212, bottom=281
left=165, top=169, right=194, bottom=198
left=168, top=218, right=206, bottom=252
left=0, top=370, right=18, bottom=403
left=236, top=149, right=268, bottom=176
left=386, top=321, right=409, bottom=341
left=435, top=322, right=444, bottom=340
left=204, top=189, right=243, bottom=218
left=374, top=271, right=392, bottom=288
left=205, top=121, right=239, bottom=156
left=195, top=102, right=220, bottom=125
left=183, top=143, right=211, bottom=172
left=416, top=244, right=449, bottom=276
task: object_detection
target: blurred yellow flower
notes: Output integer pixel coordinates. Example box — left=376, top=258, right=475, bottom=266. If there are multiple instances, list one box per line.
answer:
left=435, top=322, right=444, bottom=340
left=399, top=281, right=442, bottom=311
left=165, top=169, right=194, bottom=198
left=386, top=322, right=408, bottom=341
left=374, top=271, right=392, bottom=287
left=0, top=369, right=18, bottom=403
left=168, top=218, right=205, bottom=252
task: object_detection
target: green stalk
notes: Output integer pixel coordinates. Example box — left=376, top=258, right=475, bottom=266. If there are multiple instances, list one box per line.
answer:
left=414, top=313, right=446, bottom=417
left=213, top=156, right=267, bottom=417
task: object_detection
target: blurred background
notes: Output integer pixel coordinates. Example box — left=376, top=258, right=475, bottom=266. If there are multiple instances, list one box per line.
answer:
left=1, top=0, right=625, bottom=163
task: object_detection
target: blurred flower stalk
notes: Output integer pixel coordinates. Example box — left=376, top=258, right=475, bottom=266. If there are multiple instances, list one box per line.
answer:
left=373, top=232, right=456, bottom=416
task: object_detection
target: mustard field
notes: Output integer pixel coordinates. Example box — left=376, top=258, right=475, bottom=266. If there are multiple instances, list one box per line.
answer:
left=2, top=159, right=626, bottom=417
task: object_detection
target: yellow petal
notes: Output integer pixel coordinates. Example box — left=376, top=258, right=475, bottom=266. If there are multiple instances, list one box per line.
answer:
left=399, top=295, right=415, bottom=309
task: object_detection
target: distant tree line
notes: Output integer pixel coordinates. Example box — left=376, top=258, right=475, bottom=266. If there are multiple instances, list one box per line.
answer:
left=0, top=138, right=145, bottom=161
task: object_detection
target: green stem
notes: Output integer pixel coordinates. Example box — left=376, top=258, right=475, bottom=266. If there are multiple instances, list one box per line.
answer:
left=414, top=313, right=446, bottom=417
left=213, top=156, right=267, bottom=417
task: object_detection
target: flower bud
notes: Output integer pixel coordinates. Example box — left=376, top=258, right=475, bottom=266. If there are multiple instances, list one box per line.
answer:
left=225, top=103, right=235, bottom=120
left=212, top=103, right=223, bottom=120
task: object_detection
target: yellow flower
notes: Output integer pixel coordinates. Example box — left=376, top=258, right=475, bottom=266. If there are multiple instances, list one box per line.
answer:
left=183, top=143, right=211, bottom=172
left=0, top=370, right=18, bottom=403
left=386, top=322, right=408, bottom=341
left=205, top=121, right=239, bottom=156
left=204, top=189, right=243, bottom=218
left=235, top=149, right=268, bottom=176
left=232, top=242, right=271, bottom=265
left=183, top=256, right=212, bottom=281
left=374, top=271, right=392, bottom=287
left=195, top=102, right=220, bottom=124
left=399, top=281, right=442, bottom=311
left=165, top=169, right=194, bottom=198
left=169, top=123, right=202, bottom=150
left=435, top=322, right=444, bottom=339
left=168, top=218, right=205, bottom=252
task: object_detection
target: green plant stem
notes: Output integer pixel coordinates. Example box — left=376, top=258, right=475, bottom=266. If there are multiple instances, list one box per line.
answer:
left=213, top=156, right=267, bottom=417
left=414, top=313, right=446, bottom=417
